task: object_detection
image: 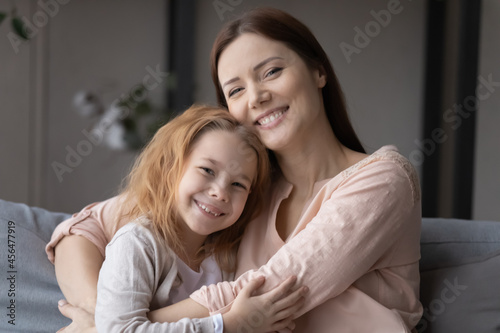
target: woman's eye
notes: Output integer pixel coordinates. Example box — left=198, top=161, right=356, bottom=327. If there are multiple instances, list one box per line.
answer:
left=200, top=167, right=214, bottom=175
left=228, top=87, right=243, bottom=97
left=265, top=67, right=283, bottom=78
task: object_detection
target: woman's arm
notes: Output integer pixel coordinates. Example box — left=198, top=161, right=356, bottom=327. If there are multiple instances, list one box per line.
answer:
left=49, top=197, right=124, bottom=315
left=98, top=222, right=306, bottom=333
left=149, top=276, right=307, bottom=333
left=190, top=159, right=421, bottom=316
left=54, top=235, right=103, bottom=314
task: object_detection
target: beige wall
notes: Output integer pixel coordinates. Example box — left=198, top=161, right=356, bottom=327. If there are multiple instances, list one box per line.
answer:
left=0, top=1, right=32, bottom=205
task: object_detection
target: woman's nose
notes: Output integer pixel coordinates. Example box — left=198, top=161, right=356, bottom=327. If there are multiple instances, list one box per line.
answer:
left=248, top=84, right=271, bottom=109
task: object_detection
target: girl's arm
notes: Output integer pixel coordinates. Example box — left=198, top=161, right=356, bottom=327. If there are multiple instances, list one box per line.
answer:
left=97, top=222, right=306, bottom=333
left=190, top=160, right=421, bottom=316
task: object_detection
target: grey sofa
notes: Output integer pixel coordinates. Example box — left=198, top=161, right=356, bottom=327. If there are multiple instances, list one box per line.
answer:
left=418, top=218, right=500, bottom=332
left=1, top=199, right=499, bottom=332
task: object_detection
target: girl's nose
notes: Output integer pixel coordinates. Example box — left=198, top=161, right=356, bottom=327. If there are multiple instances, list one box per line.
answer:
left=209, top=182, right=229, bottom=202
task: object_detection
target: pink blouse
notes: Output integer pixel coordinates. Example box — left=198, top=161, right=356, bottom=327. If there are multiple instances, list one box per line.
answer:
left=45, top=196, right=128, bottom=263
left=190, top=145, right=423, bottom=332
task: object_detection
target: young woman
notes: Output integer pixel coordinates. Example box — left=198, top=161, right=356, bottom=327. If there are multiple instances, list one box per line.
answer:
left=91, top=105, right=305, bottom=332
left=50, top=7, right=422, bottom=333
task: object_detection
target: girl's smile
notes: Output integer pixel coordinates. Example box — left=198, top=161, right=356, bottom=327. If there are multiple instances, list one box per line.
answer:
left=176, top=130, right=257, bottom=240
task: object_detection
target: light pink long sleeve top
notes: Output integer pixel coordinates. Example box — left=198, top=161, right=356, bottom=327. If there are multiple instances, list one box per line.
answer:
left=190, top=145, right=423, bottom=332
left=46, top=196, right=127, bottom=263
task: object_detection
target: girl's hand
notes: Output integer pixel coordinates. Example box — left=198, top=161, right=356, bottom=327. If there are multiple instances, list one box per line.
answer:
left=57, top=300, right=97, bottom=333
left=222, top=276, right=308, bottom=333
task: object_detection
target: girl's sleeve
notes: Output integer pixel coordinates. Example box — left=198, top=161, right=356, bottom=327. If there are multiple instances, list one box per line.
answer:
left=95, top=224, right=215, bottom=333
left=190, top=159, right=421, bottom=316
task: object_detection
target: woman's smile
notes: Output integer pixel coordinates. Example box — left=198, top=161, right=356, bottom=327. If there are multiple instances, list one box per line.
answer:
left=254, top=106, right=289, bottom=128
left=218, top=33, right=326, bottom=152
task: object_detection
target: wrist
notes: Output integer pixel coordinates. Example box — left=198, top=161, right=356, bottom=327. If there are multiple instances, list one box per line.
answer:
left=77, top=295, right=97, bottom=315
left=221, top=312, right=238, bottom=333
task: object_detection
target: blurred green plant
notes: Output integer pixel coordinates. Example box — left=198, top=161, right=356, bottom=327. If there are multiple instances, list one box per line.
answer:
left=0, top=5, right=30, bottom=40
left=116, top=84, right=170, bottom=150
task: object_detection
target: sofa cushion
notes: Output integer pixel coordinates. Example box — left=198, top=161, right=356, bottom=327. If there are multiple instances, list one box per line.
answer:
left=418, top=250, right=500, bottom=332
left=0, top=199, right=71, bottom=332
left=418, top=218, right=500, bottom=333
left=420, top=218, right=500, bottom=271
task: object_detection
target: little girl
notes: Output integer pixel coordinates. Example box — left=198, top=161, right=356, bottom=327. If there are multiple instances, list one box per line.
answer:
left=94, top=105, right=305, bottom=332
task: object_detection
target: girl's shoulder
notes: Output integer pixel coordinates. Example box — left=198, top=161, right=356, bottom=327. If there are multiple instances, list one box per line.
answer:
left=109, top=217, right=167, bottom=249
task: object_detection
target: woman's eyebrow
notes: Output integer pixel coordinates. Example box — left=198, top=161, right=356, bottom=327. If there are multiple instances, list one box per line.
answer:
left=253, top=56, right=283, bottom=71
left=222, top=77, right=239, bottom=89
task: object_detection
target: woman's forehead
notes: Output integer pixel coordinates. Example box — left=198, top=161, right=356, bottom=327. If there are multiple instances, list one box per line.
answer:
left=217, top=34, right=295, bottom=77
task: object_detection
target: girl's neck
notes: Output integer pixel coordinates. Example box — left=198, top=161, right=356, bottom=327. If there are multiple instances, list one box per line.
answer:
left=177, top=224, right=207, bottom=272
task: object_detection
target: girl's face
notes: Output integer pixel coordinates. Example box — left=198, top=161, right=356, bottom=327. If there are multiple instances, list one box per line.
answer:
left=176, top=130, right=257, bottom=238
left=218, top=33, right=327, bottom=152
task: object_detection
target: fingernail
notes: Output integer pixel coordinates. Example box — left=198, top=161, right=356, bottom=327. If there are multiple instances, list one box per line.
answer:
left=302, top=286, right=309, bottom=294
left=58, top=299, right=68, bottom=307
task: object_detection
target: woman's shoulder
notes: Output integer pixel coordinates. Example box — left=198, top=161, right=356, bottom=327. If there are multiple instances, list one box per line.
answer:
left=341, top=145, right=420, bottom=202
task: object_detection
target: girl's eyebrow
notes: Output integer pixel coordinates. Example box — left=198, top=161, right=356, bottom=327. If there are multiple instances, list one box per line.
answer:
left=203, top=157, right=252, bottom=183
left=221, top=56, right=284, bottom=89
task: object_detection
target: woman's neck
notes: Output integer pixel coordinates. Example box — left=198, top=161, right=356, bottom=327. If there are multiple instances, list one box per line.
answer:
left=275, top=124, right=349, bottom=197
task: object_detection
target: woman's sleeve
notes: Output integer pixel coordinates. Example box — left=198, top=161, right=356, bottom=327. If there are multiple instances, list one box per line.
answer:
left=191, top=159, right=420, bottom=316
left=45, top=197, right=120, bottom=263
left=95, top=224, right=215, bottom=333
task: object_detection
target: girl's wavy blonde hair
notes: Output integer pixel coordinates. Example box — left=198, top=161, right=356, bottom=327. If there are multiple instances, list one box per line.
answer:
left=118, top=104, right=269, bottom=272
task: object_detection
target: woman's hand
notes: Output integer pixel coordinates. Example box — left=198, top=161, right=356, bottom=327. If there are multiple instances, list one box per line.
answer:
left=222, top=276, right=308, bottom=333
left=57, top=300, right=97, bottom=333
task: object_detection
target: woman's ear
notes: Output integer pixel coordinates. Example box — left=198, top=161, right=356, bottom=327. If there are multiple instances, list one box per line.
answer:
left=316, top=66, right=327, bottom=89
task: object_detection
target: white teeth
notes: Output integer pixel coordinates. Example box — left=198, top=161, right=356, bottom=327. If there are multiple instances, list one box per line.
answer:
left=259, top=111, right=283, bottom=125
left=197, top=203, right=220, bottom=216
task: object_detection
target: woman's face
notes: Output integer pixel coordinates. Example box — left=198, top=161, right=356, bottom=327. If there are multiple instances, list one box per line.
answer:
left=218, top=33, right=326, bottom=152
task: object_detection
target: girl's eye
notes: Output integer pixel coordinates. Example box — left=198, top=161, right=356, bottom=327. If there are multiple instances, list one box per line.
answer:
left=200, top=167, right=214, bottom=176
left=232, top=182, right=248, bottom=191
left=265, top=67, right=283, bottom=78
left=228, top=87, right=243, bottom=97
